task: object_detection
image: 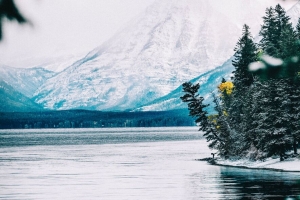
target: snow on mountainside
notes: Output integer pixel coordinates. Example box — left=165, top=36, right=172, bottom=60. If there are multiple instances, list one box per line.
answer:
left=288, top=0, right=300, bottom=25
left=33, top=53, right=86, bottom=73
left=0, top=65, right=55, bottom=98
left=0, top=81, right=43, bottom=112
left=33, top=0, right=290, bottom=111
left=136, top=2, right=300, bottom=112
left=135, top=59, right=234, bottom=112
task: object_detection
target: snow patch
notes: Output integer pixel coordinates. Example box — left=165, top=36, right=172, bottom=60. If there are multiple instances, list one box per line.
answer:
left=215, top=156, right=300, bottom=172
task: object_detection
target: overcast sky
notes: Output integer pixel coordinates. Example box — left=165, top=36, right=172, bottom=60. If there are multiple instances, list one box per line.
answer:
left=0, top=0, right=155, bottom=68
left=0, top=0, right=297, bottom=68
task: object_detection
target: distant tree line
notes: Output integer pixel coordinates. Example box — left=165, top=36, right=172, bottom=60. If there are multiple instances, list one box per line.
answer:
left=0, top=109, right=195, bottom=129
left=182, top=5, right=300, bottom=161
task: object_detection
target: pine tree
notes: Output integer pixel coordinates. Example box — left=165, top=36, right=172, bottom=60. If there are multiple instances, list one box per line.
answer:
left=259, top=4, right=294, bottom=59
left=276, top=8, right=297, bottom=60
left=257, top=80, right=294, bottom=160
left=230, top=24, right=257, bottom=137
left=241, top=80, right=264, bottom=160
left=181, top=82, right=227, bottom=154
left=254, top=4, right=300, bottom=160
left=295, top=18, right=300, bottom=53
left=181, top=5, right=300, bottom=161
left=259, top=7, right=277, bottom=56
left=210, top=93, right=233, bottom=157
left=279, top=24, right=297, bottom=60
left=232, top=24, right=257, bottom=89
left=180, top=82, right=210, bottom=132
left=296, top=18, right=300, bottom=40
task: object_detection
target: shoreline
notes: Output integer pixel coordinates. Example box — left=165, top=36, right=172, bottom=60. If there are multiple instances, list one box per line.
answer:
left=196, top=157, right=300, bottom=173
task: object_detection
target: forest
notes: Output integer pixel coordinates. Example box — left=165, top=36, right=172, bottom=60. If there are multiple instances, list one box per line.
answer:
left=0, top=109, right=195, bottom=129
left=181, top=5, right=300, bottom=161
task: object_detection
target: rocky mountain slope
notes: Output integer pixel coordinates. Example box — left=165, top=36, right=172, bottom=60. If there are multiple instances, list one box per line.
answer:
left=135, top=59, right=234, bottom=112
left=33, top=0, right=272, bottom=111
left=0, top=65, right=54, bottom=97
left=136, top=1, right=300, bottom=112
left=0, top=81, right=43, bottom=112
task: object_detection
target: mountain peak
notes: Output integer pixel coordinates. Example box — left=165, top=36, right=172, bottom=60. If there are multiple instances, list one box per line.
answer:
left=33, top=0, right=289, bottom=111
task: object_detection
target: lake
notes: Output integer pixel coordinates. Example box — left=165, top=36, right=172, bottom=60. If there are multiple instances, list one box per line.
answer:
left=0, top=127, right=300, bottom=199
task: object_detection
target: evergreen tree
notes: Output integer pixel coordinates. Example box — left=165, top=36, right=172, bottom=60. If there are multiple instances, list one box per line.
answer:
left=254, top=80, right=294, bottom=160
left=279, top=24, right=298, bottom=60
left=232, top=24, right=257, bottom=89
left=259, top=7, right=277, bottom=56
left=295, top=18, right=300, bottom=53
left=259, top=4, right=294, bottom=58
left=230, top=24, right=257, bottom=136
left=296, top=18, right=300, bottom=40
left=274, top=4, right=291, bottom=32
left=181, top=4, right=300, bottom=161
left=210, top=93, right=233, bottom=157
left=241, top=80, right=264, bottom=160
left=181, top=82, right=227, bottom=154
left=180, top=82, right=210, bottom=132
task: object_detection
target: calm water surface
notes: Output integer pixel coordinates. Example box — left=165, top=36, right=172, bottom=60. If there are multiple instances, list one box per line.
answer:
left=0, top=127, right=300, bottom=200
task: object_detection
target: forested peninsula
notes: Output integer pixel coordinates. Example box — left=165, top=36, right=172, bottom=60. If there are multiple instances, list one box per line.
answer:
left=182, top=5, right=300, bottom=162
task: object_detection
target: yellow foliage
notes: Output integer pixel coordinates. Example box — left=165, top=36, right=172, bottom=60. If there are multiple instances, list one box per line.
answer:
left=208, top=115, right=218, bottom=125
left=223, top=111, right=228, bottom=116
left=218, top=81, right=234, bottom=95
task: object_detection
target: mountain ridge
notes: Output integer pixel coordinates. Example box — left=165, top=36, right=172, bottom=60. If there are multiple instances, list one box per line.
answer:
left=136, top=1, right=300, bottom=112
left=0, top=65, right=55, bottom=98
left=32, top=0, right=274, bottom=111
left=0, top=81, right=43, bottom=112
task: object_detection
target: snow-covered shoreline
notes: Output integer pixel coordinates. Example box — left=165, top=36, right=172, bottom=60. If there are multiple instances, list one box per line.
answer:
left=207, top=157, right=300, bottom=172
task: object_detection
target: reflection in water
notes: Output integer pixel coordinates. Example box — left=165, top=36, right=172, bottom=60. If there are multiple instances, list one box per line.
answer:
left=188, top=166, right=300, bottom=200
left=0, top=128, right=300, bottom=200
left=219, top=167, right=300, bottom=199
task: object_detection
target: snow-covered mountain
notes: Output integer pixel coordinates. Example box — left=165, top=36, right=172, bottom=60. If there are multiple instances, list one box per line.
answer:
left=0, top=65, right=54, bottom=97
left=32, top=53, right=86, bottom=73
left=288, top=1, right=300, bottom=25
left=0, top=81, right=43, bottom=112
left=136, top=1, right=300, bottom=112
left=33, top=0, right=274, bottom=111
left=135, top=59, right=234, bottom=112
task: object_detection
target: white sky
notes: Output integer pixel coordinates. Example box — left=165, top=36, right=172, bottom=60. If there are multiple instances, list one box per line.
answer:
left=0, top=0, right=155, bottom=68
left=0, top=0, right=297, bottom=68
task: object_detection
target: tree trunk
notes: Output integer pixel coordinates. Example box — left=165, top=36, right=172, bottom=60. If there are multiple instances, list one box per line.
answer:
left=280, top=153, right=284, bottom=161
left=293, top=136, right=298, bottom=154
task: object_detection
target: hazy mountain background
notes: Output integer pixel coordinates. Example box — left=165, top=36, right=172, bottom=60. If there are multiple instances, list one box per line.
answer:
left=1, top=0, right=300, bottom=112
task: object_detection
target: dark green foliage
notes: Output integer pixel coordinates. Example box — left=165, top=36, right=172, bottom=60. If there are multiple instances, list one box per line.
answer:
left=259, top=7, right=278, bottom=56
left=180, top=82, right=226, bottom=152
left=210, top=93, right=233, bottom=157
left=259, top=4, right=296, bottom=59
left=296, top=18, right=300, bottom=39
left=232, top=24, right=257, bottom=89
left=251, top=6, right=300, bottom=158
left=180, top=82, right=210, bottom=131
left=230, top=25, right=257, bottom=134
left=251, top=80, right=292, bottom=160
left=0, top=109, right=195, bottom=129
left=182, top=4, right=300, bottom=161
left=279, top=25, right=298, bottom=60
